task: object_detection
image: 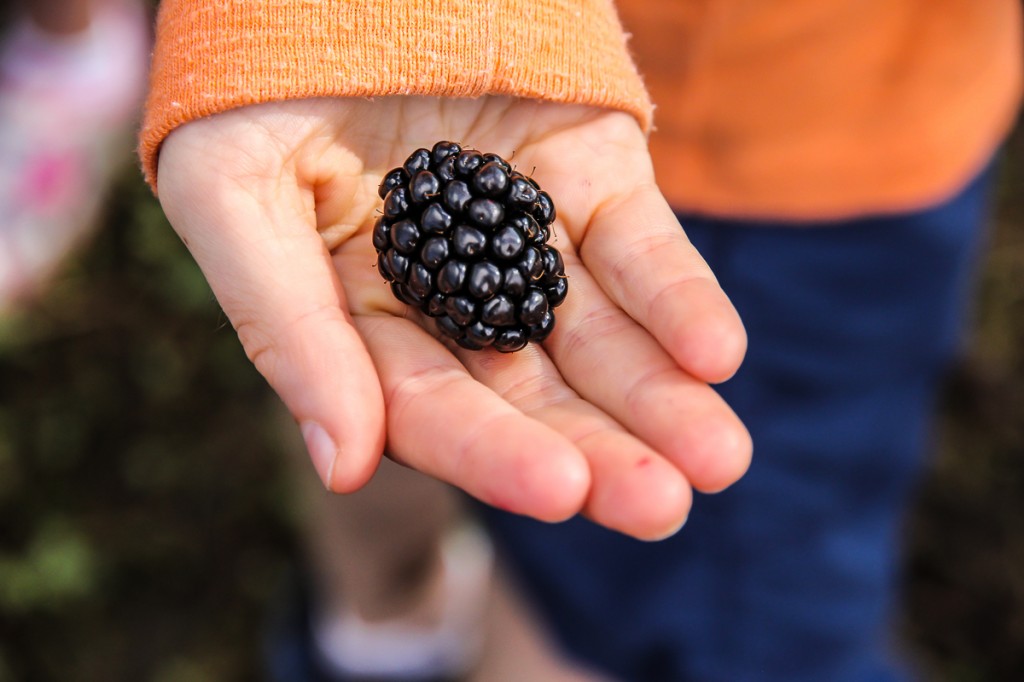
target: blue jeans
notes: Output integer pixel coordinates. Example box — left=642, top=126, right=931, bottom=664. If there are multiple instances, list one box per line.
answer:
left=477, top=166, right=995, bottom=682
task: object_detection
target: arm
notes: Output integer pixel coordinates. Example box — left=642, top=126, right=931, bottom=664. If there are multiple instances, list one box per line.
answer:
left=142, top=0, right=751, bottom=540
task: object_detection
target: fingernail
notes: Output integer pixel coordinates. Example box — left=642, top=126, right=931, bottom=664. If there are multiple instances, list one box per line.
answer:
left=301, top=421, right=337, bottom=489
left=646, top=515, right=689, bottom=542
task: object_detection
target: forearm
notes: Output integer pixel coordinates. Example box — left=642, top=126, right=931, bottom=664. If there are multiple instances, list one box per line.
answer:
left=139, top=0, right=652, bottom=189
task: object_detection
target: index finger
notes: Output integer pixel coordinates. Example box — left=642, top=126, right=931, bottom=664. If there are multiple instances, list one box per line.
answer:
left=579, top=183, right=748, bottom=384
left=157, top=117, right=387, bottom=492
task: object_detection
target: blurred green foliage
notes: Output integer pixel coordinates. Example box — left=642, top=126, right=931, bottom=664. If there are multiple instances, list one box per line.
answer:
left=0, top=517, right=98, bottom=613
left=0, top=161, right=300, bottom=680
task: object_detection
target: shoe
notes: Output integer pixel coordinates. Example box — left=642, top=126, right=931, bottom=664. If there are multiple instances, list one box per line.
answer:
left=265, top=522, right=494, bottom=682
left=0, top=0, right=149, bottom=310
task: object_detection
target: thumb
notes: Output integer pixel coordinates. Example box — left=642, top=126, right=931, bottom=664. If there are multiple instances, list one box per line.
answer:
left=157, top=124, right=386, bottom=492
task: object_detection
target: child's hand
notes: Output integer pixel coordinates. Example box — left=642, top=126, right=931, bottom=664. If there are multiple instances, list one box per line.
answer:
left=156, top=96, right=751, bottom=540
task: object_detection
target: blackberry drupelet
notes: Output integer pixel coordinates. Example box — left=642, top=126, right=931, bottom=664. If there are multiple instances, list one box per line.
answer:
left=374, top=141, right=568, bottom=352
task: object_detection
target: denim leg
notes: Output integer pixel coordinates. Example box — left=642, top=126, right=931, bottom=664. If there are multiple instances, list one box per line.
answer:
left=478, top=168, right=994, bottom=682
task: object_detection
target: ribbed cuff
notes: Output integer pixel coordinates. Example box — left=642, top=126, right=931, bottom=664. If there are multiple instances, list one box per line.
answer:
left=139, top=0, right=652, bottom=190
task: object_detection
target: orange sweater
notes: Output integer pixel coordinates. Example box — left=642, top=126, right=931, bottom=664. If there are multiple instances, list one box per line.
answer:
left=138, top=0, right=651, bottom=189
left=141, top=0, right=1021, bottom=220
left=616, top=0, right=1023, bottom=219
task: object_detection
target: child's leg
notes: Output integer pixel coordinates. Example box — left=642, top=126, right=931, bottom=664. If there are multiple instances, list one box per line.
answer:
left=270, top=453, right=495, bottom=681
left=273, top=439, right=606, bottom=682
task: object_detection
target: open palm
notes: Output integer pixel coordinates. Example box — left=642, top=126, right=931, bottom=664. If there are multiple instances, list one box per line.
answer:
left=156, top=96, right=751, bottom=540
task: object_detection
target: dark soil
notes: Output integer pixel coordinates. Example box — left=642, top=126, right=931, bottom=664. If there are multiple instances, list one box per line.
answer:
left=901, top=125, right=1024, bottom=680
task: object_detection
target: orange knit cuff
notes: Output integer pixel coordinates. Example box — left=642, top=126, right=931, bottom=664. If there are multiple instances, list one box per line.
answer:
left=139, top=0, right=653, bottom=190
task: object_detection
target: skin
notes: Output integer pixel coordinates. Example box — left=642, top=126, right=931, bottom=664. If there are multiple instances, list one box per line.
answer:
left=25, top=0, right=94, bottom=34
left=157, top=96, right=752, bottom=541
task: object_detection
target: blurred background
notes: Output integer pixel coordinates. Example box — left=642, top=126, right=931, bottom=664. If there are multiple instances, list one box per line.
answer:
left=0, top=3, right=1023, bottom=682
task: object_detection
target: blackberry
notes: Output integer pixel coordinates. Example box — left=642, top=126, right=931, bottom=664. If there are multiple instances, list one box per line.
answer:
left=374, top=142, right=568, bottom=352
